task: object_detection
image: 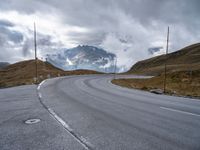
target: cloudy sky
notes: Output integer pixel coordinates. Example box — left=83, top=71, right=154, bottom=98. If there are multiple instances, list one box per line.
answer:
left=0, top=0, right=200, bottom=70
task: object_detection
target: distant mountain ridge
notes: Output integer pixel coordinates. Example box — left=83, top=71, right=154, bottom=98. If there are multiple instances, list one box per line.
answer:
left=128, top=43, right=200, bottom=75
left=46, top=45, right=116, bottom=73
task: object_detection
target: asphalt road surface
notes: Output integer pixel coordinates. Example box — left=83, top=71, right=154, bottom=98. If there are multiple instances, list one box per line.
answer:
left=0, top=75, right=200, bottom=150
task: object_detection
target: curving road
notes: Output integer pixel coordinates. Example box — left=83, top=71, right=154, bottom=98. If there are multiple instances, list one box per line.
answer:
left=38, top=75, right=200, bottom=150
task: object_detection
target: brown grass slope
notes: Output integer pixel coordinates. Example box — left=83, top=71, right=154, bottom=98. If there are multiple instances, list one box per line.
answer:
left=113, top=43, right=200, bottom=98
left=0, top=59, right=101, bottom=88
left=128, top=43, right=200, bottom=75
left=113, top=70, right=200, bottom=97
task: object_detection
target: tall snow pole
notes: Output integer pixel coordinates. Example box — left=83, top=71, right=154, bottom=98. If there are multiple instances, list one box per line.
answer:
left=114, top=56, right=117, bottom=79
left=163, top=26, right=169, bottom=93
left=34, top=22, right=38, bottom=84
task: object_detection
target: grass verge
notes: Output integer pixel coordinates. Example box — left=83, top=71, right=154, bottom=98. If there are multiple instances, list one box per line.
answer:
left=112, top=70, right=200, bottom=98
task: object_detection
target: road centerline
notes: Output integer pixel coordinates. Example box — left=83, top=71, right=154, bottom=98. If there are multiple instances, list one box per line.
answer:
left=160, top=106, right=200, bottom=117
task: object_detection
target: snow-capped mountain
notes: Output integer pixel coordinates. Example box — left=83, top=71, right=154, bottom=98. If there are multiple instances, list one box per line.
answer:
left=46, top=45, right=117, bottom=72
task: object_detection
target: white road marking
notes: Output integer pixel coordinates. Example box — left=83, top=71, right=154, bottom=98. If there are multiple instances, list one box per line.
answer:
left=47, top=108, right=73, bottom=132
left=36, top=79, right=92, bottom=150
left=37, top=85, right=40, bottom=90
left=38, top=92, right=42, bottom=99
left=46, top=108, right=91, bottom=150
left=37, top=80, right=46, bottom=90
left=160, top=107, right=200, bottom=117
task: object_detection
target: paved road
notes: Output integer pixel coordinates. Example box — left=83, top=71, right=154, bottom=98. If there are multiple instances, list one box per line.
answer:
left=1, top=75, right=200, bottom=150
left=0, top=85, right=84, bottom=150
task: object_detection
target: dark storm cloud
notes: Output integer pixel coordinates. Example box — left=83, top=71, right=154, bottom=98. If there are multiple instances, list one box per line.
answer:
left=8, top=31, right=23, bottom=43
left=22, top=39, right=31, bottom=56
left=37, top=35, right=55, bottom=46
left=148, top=47, right=163, bottom=55
left=0, top=25, right=23, bottom=44
left=0, top=20, right=25, bottom=62
left=1, top=0, right=199, bottom=44
left=35, top=0, right=200, bottom=53
left=0, top=19, right=23, bottom=44
left=67, top=31, right=105, bottom=45
left=22, top=34, right=58, bottom=57
left=0, top=19, right=14, bottom=27
left=0, top=35, right=4, bottom=46
left=1, top=0, right=200, bottom=25
left=38, top=0, right=200, bottom=28
left=0, top=0, right=53, bottom=14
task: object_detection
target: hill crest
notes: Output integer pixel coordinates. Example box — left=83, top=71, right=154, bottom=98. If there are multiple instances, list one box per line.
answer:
left=0, top=59, right=101, bottom=88
left=128, top=43, right=200, bottom=75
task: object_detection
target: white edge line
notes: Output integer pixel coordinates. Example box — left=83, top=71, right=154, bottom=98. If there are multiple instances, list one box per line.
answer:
left=38, top=92, right=42, bottom=99
left=47, top=108, right=73, bottom=132
left=36, top=79, right=91, bottom=150
left=47, top=107, right=90, bottom=150
left=40, top=80, right=46, bottom=86
left=37, top=80, right=46, bottom=90
left=160, top=107, right=200, bottom=117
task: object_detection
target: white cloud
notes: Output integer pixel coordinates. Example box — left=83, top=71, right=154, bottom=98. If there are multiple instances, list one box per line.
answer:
left=0, top=10, right=89, bottom=47
left=0, top=10, right=91, bottom=62
left=100, top=13, right=167, bottom=71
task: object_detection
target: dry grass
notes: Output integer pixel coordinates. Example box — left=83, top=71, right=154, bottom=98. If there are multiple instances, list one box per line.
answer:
left=112, top=70, right=200, bottom=98
left=120, top=43, right=200, bottom=98
left=128, top=43, right=200, bottom=76
left=0, top=59, right=101, bottom=88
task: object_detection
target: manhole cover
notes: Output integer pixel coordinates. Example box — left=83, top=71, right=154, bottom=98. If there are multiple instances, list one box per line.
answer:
left=25, top=119, right=41, bottom=124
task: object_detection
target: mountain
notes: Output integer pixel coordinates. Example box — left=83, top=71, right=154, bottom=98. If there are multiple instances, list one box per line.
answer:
left=46, top=45, right=116, bottom=73
left=0, top=62, right=10, bottom=69
left=128, top=43, right=200, bottom=75
left=0, top=59, right=101, bottom=88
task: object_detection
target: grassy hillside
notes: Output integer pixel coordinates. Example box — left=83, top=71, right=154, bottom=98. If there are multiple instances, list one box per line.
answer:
left=128, top=43, right=200, bottom=75
left=113, top=43, right=200, bottom=98
left=112, top=70, right=200, bottom=98
left=0, top=59, right=101, bottom=88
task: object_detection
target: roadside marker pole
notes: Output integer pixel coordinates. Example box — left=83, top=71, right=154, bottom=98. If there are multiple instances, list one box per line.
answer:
left=163, top=26, right=169, bottom=93
left=34, top=22, right=38, bottom=84
left=114, top=57, right=117, bottom=79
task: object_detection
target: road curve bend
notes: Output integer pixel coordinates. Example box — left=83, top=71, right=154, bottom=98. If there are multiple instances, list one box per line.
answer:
left=38, top=75, right=200, bottom=150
